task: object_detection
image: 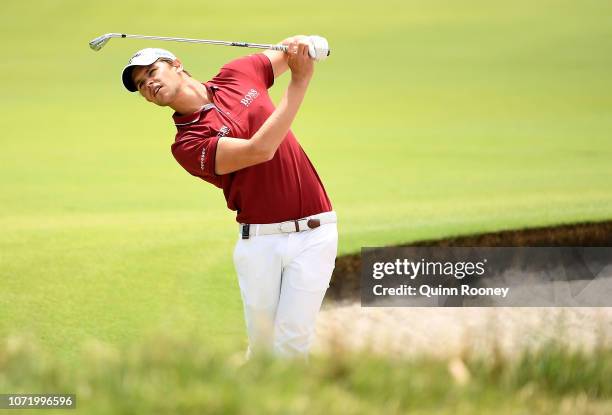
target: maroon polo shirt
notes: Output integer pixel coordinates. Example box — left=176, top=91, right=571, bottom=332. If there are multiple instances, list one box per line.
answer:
left=171, top=53, right=332, bottom=224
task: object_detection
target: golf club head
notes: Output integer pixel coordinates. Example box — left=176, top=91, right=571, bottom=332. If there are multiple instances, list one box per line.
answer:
left=89, top=33, right=122, bottom=51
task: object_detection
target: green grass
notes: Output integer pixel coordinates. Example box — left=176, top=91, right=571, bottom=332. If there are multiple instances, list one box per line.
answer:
left=1, top=0, right=612, bottom=364
left=2, top=331, right=612, bottom=414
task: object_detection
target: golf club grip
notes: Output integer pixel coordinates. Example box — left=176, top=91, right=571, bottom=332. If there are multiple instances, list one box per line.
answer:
left=269, top=44, right=288, bottom=52
left=269, top=44, right=331, bottom=59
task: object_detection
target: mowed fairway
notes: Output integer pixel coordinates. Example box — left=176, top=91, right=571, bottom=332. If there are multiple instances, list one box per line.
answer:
left=1, top=0, right=611, bottom=365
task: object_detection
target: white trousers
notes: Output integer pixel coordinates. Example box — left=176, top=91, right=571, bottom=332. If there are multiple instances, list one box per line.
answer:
left=232, top=214, right=338, bottom=358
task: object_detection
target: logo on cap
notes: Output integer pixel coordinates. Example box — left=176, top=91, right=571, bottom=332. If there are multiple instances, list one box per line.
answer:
left=129, top=51, right=144, bottom=63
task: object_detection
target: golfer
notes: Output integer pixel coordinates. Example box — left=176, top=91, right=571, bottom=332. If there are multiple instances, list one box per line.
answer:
left=121, top=36, right=337, bottom=358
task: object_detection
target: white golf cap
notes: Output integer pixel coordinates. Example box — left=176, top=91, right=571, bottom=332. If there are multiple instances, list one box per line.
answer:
left=121, top=48, right=176, bottom=92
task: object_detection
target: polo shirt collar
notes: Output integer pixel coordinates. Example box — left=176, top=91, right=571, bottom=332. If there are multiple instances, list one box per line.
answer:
left=172, top=83, right=216, bottom=126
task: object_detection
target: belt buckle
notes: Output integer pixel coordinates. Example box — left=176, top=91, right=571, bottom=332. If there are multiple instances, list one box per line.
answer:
left=279, top=221, right=295, bottom=233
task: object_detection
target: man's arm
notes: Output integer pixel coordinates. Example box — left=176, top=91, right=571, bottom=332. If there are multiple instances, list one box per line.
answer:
left=214, top=39, right=314, bottom=175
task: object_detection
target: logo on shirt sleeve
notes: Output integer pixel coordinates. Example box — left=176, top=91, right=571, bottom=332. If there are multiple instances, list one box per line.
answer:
left=201, top=125, right=231, bottom=172
left=200, top=125, right=230, bottom=171
left=200, top=147, right=206, bottom=171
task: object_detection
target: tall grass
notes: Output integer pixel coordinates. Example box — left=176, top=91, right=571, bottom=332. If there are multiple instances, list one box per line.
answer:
left=1, top=328, right=611, bottom=414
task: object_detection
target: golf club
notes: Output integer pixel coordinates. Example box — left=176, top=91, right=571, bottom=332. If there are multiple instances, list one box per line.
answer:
left=89, top=33, right=331, bottom=59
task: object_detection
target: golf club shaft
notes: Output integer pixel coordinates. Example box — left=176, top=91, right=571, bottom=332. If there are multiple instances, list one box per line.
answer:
left=114, top=33, right=287, bottom=52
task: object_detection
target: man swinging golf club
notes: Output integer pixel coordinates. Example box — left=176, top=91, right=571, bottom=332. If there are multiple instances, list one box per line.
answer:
left=120, top=35, right=337, bottom=358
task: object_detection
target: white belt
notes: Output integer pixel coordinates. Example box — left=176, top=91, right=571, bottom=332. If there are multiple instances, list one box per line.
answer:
left=239, top=211, right=337, bottom=239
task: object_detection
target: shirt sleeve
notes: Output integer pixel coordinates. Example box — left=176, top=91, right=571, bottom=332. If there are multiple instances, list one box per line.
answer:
left=171, top=132, right=222, bottom=188
left=219, top=53, right=275, bottom=89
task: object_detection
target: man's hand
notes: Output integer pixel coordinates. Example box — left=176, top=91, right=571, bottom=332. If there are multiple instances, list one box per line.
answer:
left=264, top=35, right=329, bottom=79
left=286, top=38, right=314, bottom=84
